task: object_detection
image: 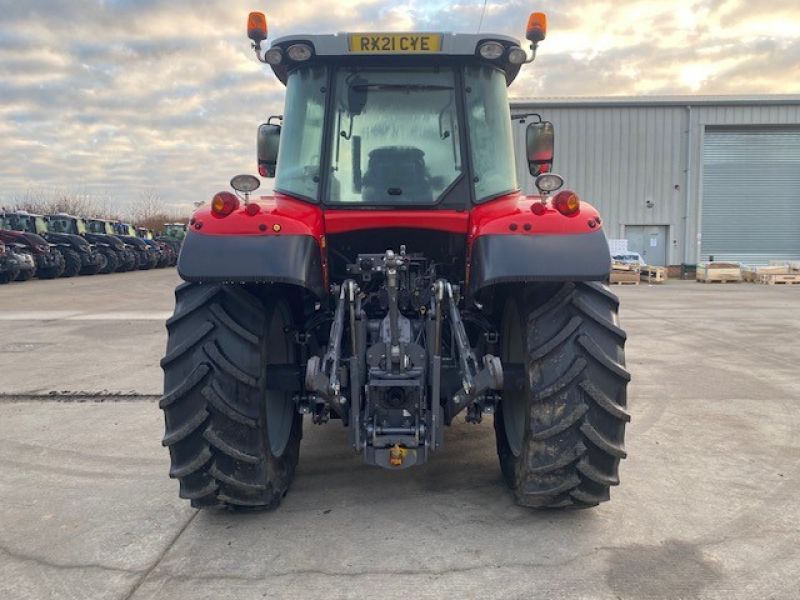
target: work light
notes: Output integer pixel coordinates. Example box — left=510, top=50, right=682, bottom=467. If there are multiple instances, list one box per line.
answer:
left=286, top=44, right=312, bottom=62
left=507, top=46, right=527, bottom=65
left=478, top=41, right=504, bottom=60
left=534, top=173, right=564, bottom=193
left=264, top=47, right=283, bottom=65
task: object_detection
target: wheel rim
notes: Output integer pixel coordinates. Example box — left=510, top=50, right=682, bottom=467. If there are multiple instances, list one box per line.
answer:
left=501, top=298, right=526, bottom=457
left=265, top=302, right=294, bottom=457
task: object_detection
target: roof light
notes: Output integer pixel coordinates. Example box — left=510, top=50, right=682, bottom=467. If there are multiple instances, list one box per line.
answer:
left=286, top=44, right=312, bottom=62
left=264, top=47, right=283, bottom=65
left=247, top=12, right=268, bottom=43
left=553, top=190, right=581, bottom=216
left=507, top=46, right=527, bottom=65
left=211, top=192, right=239, bottom=218
left=526, top=12, right=547, bottom=43
left=478, top=41, right=504, bottom=60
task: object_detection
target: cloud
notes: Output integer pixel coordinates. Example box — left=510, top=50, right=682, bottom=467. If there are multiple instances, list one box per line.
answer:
left=0, top=0, right=798, bottom=214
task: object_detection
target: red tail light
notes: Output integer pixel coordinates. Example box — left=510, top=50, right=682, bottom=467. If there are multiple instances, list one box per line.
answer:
left=553, top=190, right=580, bottom=216
left=530, top=202, right=546, bottom=216
left=211, top=192, right=239, bottom=217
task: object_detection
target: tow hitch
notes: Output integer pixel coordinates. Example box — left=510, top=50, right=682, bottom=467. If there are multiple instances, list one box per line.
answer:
left=303, top=248, right=502, bottom=469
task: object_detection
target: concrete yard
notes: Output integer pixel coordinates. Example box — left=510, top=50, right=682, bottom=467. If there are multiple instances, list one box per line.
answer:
left=1, top=270, right=799, bottom=599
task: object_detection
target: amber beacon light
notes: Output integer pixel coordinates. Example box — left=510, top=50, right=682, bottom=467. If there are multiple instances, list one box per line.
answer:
left=526, top=12, right=547, bottom=43
left=247, top=12, right=268, bottom=43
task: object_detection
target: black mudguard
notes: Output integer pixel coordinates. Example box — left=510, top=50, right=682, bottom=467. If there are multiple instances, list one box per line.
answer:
left=178, top=232, right=325, bottom=298
left=468, top=229, right=612, bottom=296
left=44, top=232, right=87, bottom=252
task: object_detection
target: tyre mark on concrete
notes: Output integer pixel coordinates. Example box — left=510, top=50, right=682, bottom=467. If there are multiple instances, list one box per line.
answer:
left=0, top=394, right=160, bottom=403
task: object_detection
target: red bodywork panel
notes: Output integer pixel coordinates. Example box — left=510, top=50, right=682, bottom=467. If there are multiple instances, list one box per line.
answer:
left=191, top=193, right=325, bottom=240
left=468, top=191, right=601, bottom=244
left=190, top=190, right=601, bottom=240
left=188, top=190, right=603, bottom=286
left=324, top=210, right=469, bottom=235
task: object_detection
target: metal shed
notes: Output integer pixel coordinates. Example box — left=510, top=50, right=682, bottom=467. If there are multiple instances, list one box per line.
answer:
left=510, top=95, right=800, bottom=266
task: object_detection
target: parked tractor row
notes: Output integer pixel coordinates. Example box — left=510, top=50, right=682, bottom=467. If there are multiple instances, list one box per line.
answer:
left=0, top=212, right=187, bottom=284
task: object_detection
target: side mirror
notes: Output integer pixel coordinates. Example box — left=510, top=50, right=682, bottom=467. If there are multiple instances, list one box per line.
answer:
left=257, top=122, right=281, bottom=178
left=526, top=121, right=554, bottom=177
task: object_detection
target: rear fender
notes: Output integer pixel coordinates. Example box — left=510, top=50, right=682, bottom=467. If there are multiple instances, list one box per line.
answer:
left=177, top=194, right=327, bottom=298
left=467, top=192, right=611, bottom=296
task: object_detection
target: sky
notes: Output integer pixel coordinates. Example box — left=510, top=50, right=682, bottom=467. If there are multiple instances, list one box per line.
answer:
left=1, top=0, right=799, bottom=214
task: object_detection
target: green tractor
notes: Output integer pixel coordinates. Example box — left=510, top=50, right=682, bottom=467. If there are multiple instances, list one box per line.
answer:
left=137, top=227, right=172, bottom=268
left=46, top=213, right=130, bottom=274
left=111, top=221, right=159, bottom=270
left=3, top=211, right=104, bottom=277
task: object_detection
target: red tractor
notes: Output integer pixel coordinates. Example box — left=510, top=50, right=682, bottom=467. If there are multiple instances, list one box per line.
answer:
left=161, top=12, right=630, bottom=510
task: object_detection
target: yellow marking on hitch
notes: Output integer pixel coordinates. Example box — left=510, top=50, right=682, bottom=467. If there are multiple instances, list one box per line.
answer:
left=389, top=444, right=408, bottom=467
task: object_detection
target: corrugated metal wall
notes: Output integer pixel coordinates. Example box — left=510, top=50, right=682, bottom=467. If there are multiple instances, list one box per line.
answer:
left=510, top=98, right=800, bottom=264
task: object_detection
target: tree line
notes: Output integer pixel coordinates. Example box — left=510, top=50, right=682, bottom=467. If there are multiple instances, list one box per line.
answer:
left=1, top=188, right=187, bottom=235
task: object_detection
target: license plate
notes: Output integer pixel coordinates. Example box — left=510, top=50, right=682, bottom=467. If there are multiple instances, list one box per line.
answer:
left=348, top=34, right=442, bottom=54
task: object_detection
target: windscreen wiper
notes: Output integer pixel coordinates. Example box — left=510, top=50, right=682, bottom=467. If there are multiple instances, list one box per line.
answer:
left=351, top=84, right=454, bottom=91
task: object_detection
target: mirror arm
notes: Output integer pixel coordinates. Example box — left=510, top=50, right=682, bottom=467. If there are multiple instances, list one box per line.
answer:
left=517, top=42, right=539, bottom=66
left=251, top=41, right=269, bottom=64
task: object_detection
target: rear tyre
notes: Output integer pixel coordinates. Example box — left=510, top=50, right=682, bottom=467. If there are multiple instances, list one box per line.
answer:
left=80, top=253, right=104, bottom=276
left=60, top=248, right=81, bottom=277
left=495, top=281, right=630, bottom=508
left=37, top=265, right=62, bottom=279
left=160, top=282, right=302, bottom=509
left=119, top=251, right=136, bottom=272
left=0, top=266, right=20, bottom=284
left=15, top=268, right=35, bottom=282
left=137, top=251, right=152, bottom=270
left=98, top=248, right=119, bottom=274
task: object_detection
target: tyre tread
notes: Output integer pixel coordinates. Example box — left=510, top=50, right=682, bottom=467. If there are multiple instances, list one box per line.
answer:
left=160, top=282, right=301, bottom=510
left=496, top=282, right=630, bottom=509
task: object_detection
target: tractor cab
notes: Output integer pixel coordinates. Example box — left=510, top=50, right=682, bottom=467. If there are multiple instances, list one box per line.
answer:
left=136, top=227, right=154, bottom=240
left=253, top=29, right=548, bottom=208
left=47, top=214, right=87, bottom=236
left=86, top=218, right=116, bottom=236
left=113, top=222, right=137, bottom=237
left=4, top=211, right=50, bottom=236
left=162, top=223, right=187, bottom=242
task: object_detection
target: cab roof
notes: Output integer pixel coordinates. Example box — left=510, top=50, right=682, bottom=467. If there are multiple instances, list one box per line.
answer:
left=269, top=32, right=524, bottom=85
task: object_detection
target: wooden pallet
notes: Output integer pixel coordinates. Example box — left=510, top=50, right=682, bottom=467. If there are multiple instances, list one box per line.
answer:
left=610, top=270, right=640, bottom=285
left=611, top=262, right=638, bottom=271
left=743, top=265, right=789, bottom=282
left=758, top=273, right=800, bottom=285
left=640, top=266, right=666, bottom=283
left=696, top=264, right=742, bottom=283
left=697, top=277, right=741, bottom=283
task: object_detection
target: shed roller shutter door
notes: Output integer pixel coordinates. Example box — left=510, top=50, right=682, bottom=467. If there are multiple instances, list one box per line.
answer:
left=701, top=128, right=800, bottom=264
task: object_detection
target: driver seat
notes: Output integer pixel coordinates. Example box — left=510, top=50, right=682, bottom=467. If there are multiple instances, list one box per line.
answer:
left=361, top=146, right=434, bottom=203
